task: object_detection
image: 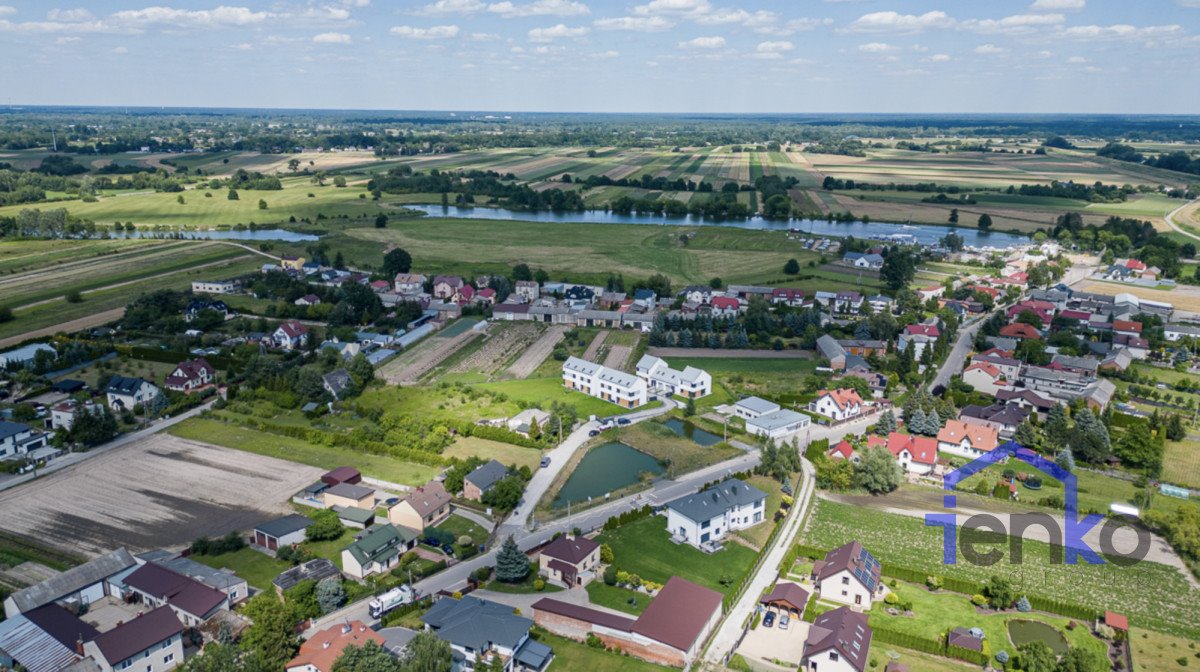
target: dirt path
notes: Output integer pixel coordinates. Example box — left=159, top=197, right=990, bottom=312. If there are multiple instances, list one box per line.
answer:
left=603, top=344, right=632, bottom=371
left=0, top=307, right=125, bottom=350
left=582, top=330, right=608, bottom=360
left=506, top=325, right=566, bottom=379
left=0, top=241, right=196, bottom=290
left=380, top=329, right=484, bottom=385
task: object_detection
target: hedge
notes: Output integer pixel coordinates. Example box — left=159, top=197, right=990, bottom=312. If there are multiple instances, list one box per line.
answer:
left=211, top=413, right=447, bottom=466
left=450, top=420, right=541, bottom=449
left=117, top=344, right=235, bottom=371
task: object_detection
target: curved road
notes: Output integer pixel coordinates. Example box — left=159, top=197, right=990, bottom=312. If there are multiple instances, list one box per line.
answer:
left=1164, top=197, right=1200, bottom=242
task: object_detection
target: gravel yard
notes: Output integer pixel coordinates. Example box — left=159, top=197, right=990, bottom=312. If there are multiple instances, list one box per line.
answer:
left=0, top=434, right=322, bottom=558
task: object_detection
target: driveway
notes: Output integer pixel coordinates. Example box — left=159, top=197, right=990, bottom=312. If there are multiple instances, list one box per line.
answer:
left=736, top=613, right=810, bottom=667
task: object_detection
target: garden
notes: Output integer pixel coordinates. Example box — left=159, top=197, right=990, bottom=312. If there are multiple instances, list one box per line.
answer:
left=594, top=516, right=758, bottom=596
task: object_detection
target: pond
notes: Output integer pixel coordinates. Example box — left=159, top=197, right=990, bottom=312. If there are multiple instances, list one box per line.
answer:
left=1007, top=620, right=1070, bottom=656
left=662, top=418, right=724, bottom=446
left=123, top=228, right=319, bottom=241
left=552, top=442, right=665, bottom=508
left=403, top=204, right=1031, bottom=249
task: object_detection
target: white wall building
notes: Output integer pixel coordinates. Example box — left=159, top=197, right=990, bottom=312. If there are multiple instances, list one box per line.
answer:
left=808, top=389, right=865, bottom=422
left=664, top=479, right=766, bottom=549
left=562, top=356, right=647, bottom=408
left=634, top=355, right=711, bottom=399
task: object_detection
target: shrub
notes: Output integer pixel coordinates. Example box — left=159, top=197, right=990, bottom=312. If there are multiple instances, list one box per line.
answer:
left=599, top=543, right=614, bottom=564
left=585, top=633, right=604, bottom=649
left=472, top=566, right=492, bottom=582
left=534, top=579, right=546, bottom=591
left=884, top=592, right=899, bottom=605
left=603, top=566, right=618, bottom=586
left=926, top=575, right=943, bottom=591
left=971, top=594, right=989, bottom=607
left=1017, top=596, right=1032, bottom=612
left=995, top=650, right=1010, bottom=664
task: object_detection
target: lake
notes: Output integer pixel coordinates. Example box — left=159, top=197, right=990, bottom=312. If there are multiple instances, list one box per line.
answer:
left=124, top=228, right=318, bottom=242
left=1007, top=620, right=1069, bottom=655
left=404, top=204, right=1031, bottom=249
left=662, top=418, right=724, bottom=446
left=553, top=441, right=665, bottom=508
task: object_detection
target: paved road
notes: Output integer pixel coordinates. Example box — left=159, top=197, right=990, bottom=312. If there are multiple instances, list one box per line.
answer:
left=927, top=313, right=986, bottom=394
left=0, top=400, right=215, bottom=493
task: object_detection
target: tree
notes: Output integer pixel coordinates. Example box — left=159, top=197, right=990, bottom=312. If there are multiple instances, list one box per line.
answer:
left=333, top=642, right=399, bottom=672
left=977, top=213, right=993, bottom=231
left=880, top=249, right=918, bottom=291
left=874, top=410, right=896, bottom=436
left=1069, top=408, right=1111, bottom=464
left=240, top=594, right=299, bottom=671
left=854, top=446, right=901, bottom=494
left=306, top=509, right=345, bottom=542
left=685, top=398, right=696, bottom=417
left=333, top=176, right=347, bottom=188
left=227, top=189, right=239, bottom=200
left=599, top=543, right=614, bottom=564
left=512, top=263, right=532, bottom=281
left=1016, top=641, right=1057, bottom=672
left=1057, top=647, right=1108, bottom=672
left=399, top=631, right=452, bottom=672
left=482, top=476, right=524, bottom=511
left=494, top=535, right=529, bottom=583
left=178, top=642, right=241, bottom=672
left=784, top=258, right=800, bottom=275
left=983, top=575, right=1016, bottom=609
left=374, top=214, right=388, bottom=229
left=258, top=199, right=268, bottom=210
left=1045, top=405, right=1070, bottom=446
left=316, top=577, right=346, bottom=614
left=1014, top=338, right=1050, bottom=366
left=948, top=208, right=959, bottom=224
left=382, top=248, right=412, bottom=276
left=1166, top=414, right=1187, bottom=441
left=347, top=353, right=375, bottom=389
left=1013, top=419, right=1041, bottom=451
left=1114, top=421, right=1164, bottom=477
left=941, top=231, right=964, bottom=252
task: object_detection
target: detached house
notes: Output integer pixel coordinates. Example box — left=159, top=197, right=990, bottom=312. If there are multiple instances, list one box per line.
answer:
left=83, top=606, right=185, bottom=672
left=809, top=389, right=865, bottom=422
left=393, top=273, right=427, bottom=296
left=538, top=534, right=601, bottom=587
left=801, top=607, right=872, bottom=672
left=341, top=524, right=419, bottom=580
left=273, top=320, right=310, bottom=350
left=421, top=596, right=551, bottom=672
left=0, top=421, right=47, bottom=461
left=463, top=460, right=508, bottom=501
left=897, top=324, right=940, bottom=360
left=999, top=323, right=1041, bottom=341
left=937, top=420, right=999, bottom=459
left=163, top=358, right=215, bottom=393
left=105, top=376, right=162, bottom=412
left=121, top=561, right=229, bottom=627
left=665, top=479, right=766, bottom=549
left=388, top=481, right=451, bottom=531
left=885, top=433, right=937, bottom=476
left=432, top=275, right=464, bottom=299
left=286, top=621, right=385, bottom=672
left=811, top=541, right=883, bottom=610
left=961, top=362, right=1009, bottom=397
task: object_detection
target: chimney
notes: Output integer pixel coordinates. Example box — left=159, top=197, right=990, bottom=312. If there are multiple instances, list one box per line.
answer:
left=75, top=636, right=85, bottom=656
left=323, top=641, right=332, bottom=649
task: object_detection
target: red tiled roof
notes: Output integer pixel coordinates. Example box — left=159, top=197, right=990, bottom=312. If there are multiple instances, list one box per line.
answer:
left=964, top=362, right=1002, bottom=380
left=885, top=433, right=937, bottom=465
left=816, top=388, right=864, bottom=410
left=1124, top=259, right=1146, bottom=271
left=829, top=440, right=854, bottom=459
left=711, top=296, right=740, bottom=310
left=287, top=621, right=384, bottom=672
left=1105, top=610, right=1129, bottom=631
left=1113, top=320, right=1142, bottom=333
left=937, top=420, right=999, bottom=453
left=904, top=324, right=940, bottom=338
left=999, top=323, right=1041, bottom=339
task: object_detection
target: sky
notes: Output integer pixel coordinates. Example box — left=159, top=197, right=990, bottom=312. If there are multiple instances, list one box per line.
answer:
left=1, top=0, right=1199, bottom=114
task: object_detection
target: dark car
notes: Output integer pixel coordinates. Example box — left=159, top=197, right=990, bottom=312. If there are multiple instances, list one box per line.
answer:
left=385, top=497, right=400, bottom=505
left=617, top=418, right=631, bottom=426
left=540, top=457, right=551, bottom=468
left=588, top=429, right=600, bottom=437
left=762, top=611, right=775, bottom=628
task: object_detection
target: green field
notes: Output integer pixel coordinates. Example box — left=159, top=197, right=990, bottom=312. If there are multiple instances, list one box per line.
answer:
left=475, top=377, right=653, bottom=419
left=609, top=420, right=742, bottom=476
left=536, top=630, right=670, bottom=672
left=584, top=582, right=648, bottom=615
left=443, top=436, right=543, bottom=470
left=595, top=516, right=757, bottom=596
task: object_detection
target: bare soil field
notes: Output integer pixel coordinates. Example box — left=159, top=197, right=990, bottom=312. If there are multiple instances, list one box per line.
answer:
left=0, top=434, right=321, bottom=558
left=451, top=322, right=544, bottom=376
left=1077, top=280, right=1200, bottom=312
left=505, top=325, right=566, bottom=379
left=603, top=344, right=632, bottom=371
left=380, top=328, right=484, bottom=384
left=582, top=330, right=608, bottom=360
left=0, top=307, right=125, bottom=350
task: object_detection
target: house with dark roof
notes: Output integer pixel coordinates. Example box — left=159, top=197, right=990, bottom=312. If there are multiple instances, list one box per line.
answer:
left=959, top=403, right=1029, bottom=438
left=341, top=524, right=418, bottom=580
left=811, top=541, right=883, bottom=610
left=272, top=559, right=340, bottom=596
left=421, top=596, right=551, bottom=672
left=163, top=358, right=215, bottom=393
left=4, top=548, right=137, bottom=618
left=801, top=606, right=872, bottom=672
left=664, top=479, right=766, bottom=549
left=532, top=576, right=721, bottom=667
left=388, top=481, right=451, bottom=531
left=538, top=535, right=601, bottom=587
left=83, top=606, right=184, bottom=672
left=321, top=369, right=354, bottom=400
left=104, top=376, right=161, bottom=412
left=253, top=514, right=313, bottom=551
left=947, top=627, right=984, bottom=653
left=322, top=482, right=375, bottom=510
left=0, top=604, right=99, bottom=672
left=138, top=550, right=248, bottom=606
left=121, top=562, right=229, bottom=627
left=463, top=459, right=509, bottom=501
left=760, top=582, right=810, bottom=616
left=272, top=320, right=310, bottom=350
left=0, top=421, right=48, bottom=461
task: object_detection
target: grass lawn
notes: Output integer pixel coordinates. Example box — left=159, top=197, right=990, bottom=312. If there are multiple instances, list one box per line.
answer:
left=168, top=417, right=439, bottom=486
left=596, top=516, right=757, bottom=596
left=476, top=377, right=654, bottom=418
left=535, top=630, right=671, bottom=672
left=434, top=514, right=489, bottom=548
left=443, top=436, right=543, bottom=470
left=664, top=357, right=818, bottom=402
left=610, top=421, right=742, bottom=476
left=585, top=582, right=648, bottom=615
left=1163, top=438, right=1200, bottom=490
left=733, top=474, right=792, bottom=550
left=485, top=574, right=564, bottom=594
left=1130, top=627, right=1200, bottom=671
left=65, top=358, right=178, bottom=388
left=191, top=547, right=289, bottom=592
left=802, top=499, right=1200, bottom=640
left=865, top=647, right=982, bottom=672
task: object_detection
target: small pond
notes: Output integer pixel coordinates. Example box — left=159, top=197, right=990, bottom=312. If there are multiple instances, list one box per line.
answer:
left=662, top=417, right=724, bottom=446
left=552, top=441, right=664, bottom=508
left=1007, top=620, right=1070, bottom=656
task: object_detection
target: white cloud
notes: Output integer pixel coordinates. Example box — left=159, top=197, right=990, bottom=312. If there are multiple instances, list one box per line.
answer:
left=0, top=6, right=14, bottom=16
left=1178, top=0, right=1200, bottom=7
left=961, top=13, right=1064, bottom=34
left=465, top=31, right=499, bottom=40
left=342, top=0, right=371, bottom=6
left=1066, top=55, right=1087, bottom=63
left=0, top=4, right=356, bottom=34
left=55, top=35, right=80, bottom=43
left=1031, top=0, right=1084, bottom=10
left=590, top=49, right=619, bottom=57
left=927, top=53, right=950, bottom=61
left=593, top=15, right=672, bottom=31
left=758, top=17, right=831, bottom=35
left=111, top=45, right=127, bottom=53
left=632, top=0, right=711, bottom=16
left=230, top=41, right=252, bottom=50
left=1037, top=49, right=1054, bottom=57
left=108, top=6, right=270, bottom=28
left=488, top=0, right=590, bottom=17
left=528, top=23, right=588, bottom=40
left=414, top=0, right=485, bottom=16
left=1058, top=23, right=1182, bottom=40
left=857, top=41, right=896, bottom=52
left=313, top=31, right=351, bottom=43
left=974, top=43, right=1007, bottom=54
left=756, top=40, right=793, bottom=53
left=844, top=10, right=954, bottom=34
left=389, top=24, right=460, bottom=38
left=677, top=35, right=725, bottom=48
left=47, top=8, right=92, bottom=21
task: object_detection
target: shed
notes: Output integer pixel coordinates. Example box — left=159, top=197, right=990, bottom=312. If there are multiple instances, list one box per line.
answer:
left=322, top=467, right=362, bottom=486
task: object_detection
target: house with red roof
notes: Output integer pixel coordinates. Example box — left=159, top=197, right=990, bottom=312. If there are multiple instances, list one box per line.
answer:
left=885, top=433, right=937, bottom=475
left=455, top=284, right=475, bottom=304
left=286, top=621, right=385, bottom=672
left=710, top=296, right=741, bottom=317
left=808, top=389, right=865, bottom=422
left=999, top=323, right=1042, bottom=340
left=916, top=285, right=945, bottom=302
left=1006, top=300, right=1054, bottom=326
left=968, top=284, right=1000, bottom=300
left=898, top=323, right=941, bottom=360
left=476, top=287, right=497, bottom=305
left=962, top=361, right=1010, bottom=396
left=272, top=320, right=310, bottom=350
left=771, top=287, right=806, bottom=307
left=163, top=358, right=215, bottom=393
left=937, top=420, right=999, bottom=459
left=1113, top=320, right=1142, bottom=338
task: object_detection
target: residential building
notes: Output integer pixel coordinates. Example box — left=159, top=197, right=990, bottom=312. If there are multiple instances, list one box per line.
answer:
left=867, top=295, right=895, bottom=314
left=800, top=607, right=872, bottom=672
left=634, top=355, right=711, bottom=399
left=163, top=358, right=215, bottom=393
left=562, top=357, right=648, bottom=408
left=280, top=255, right=306, bottom=271
left=1020, top=365, right=1091, bottom=400
left=191, top=279, right=240, bottom=295
left=273, top=559, right=339, bottom=597
left=897, top=324, right=940, bottom=360
left=664, top=479, right=767, bottom=549
left=121, top=562, right=229, bottom=627
left=104, top=377, right=162, bottom=412
left=959, top=403, right=1029, bottom=438
left=838, top=370, right=887, bottom=399
left=506, top=409, right=550, bottom=437
left=393, top=274, right=427, bottom=296
left=937, top=420, right=999, bottom=460
left=995, top=389, right=1057, bottom=416
left=744, top=408, right=811, bottom=440
left=1164, top=324, right=1200, bottom=342
left=184, top=299, right=233, bottom=323
left=1082, top=378, right=1117, bottom=412
left=733, top=396, right=780, bottom=421
left=273, top=320, right=310, bottom=350
left=0, top=421, right=47, bottom=461
left=538, top=535, right=601, bottom=587
left=432, top=275, right=464, bottom=299
left=463, top=460, right=508, bottom=501
left=884, top=433, right=937, bottom=476
left=514, top=280, right=540, bottom=302
left=843, top=252, right=884, bottom=269
left=322, top=482, right=375, bottom=510
left=772, top=288, right=806, bottom=307
left=710, top=296, right=740, bottom=316
left=341, top=524, right=419, bottom=580
left=961, top=362, right=1010, bottom=397
left=809, top=389, right=865, bottom=422
left=49, top=400, right=102, bottom=432
left=294, top=294, right=321, bottom=307
left=287, top=621, right=385, bottom=672
left=4, top=548, right=137, bottom=618
left=83, top=607, right=185, bottom=672
left=388, top=481, right=451, bottom=531
left=970, top=351, right=1021, bottom=381
left=321, top=369, right=354, bottom=400
left=999, top=323, right=1042, bottom=341
left=811, top=541, right=883, bottom=610
left=137, top=550, right=247, bottom=606
left=253, top=515, right=313, bottom=551
left=532, top=576, right=721, bottom=667
left=421, top=596, right=551, bottom=672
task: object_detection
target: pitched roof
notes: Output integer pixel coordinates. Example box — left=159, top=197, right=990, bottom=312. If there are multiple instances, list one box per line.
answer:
left=255, top=514, right=313, bottom=539
left=532, top=598, right=636, bottom=632
left=7, top=548, right=136, bottom=613
left=816, top=388, right=863, bottom=410
left=165, top=358, right=214, bottom=385
left=903, top=324, right=940, bottom=338
left=665, top=479, right=766, bottom=524
left=24, top=603, right=99, bottom=650
left=963, top=362, right=1002, bottom=380
left=325, top=482, right=374, bottom=501
left=760, top=582, right=810, bottom=611
left=1113, top=319, right=1143, bottom=333
left=816, top=334, right=846, bottom=360
left=803, top=607, right=872, bottom=672
left=344, top=524, right=416, bottom=567
left=105, top=376, right=150, bottom=396
left=464, top=459, right=508, bottom=492
left=948, top=627, right=983, bottom=652
left=0, top=611, right=83, bottom=672
left=286, top=621, right=385, bottom=672
left=885, top=433, right=937, bottom=465
left=999, top=323, right=1041, bottom=339
left=541, top=535, right=600, bottom=565
left=937, top=420, right=999, bottom=453
left=422, top=596, right=532, bottom=651
left=817, top=541, right=881, bottom=592
left=397, top=481, right=450, bottom=517
left=276, top=320, right=309, bottom=338
left=89, top=607, right=183, bottom=665
left=631, top=577, right=723, bottom=652
left=122, top=562, right=227, bottom=619
left=273, top=559, right=339, bottom=592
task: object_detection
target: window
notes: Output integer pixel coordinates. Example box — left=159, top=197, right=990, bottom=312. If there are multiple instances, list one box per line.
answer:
left=841, top=576, right=850, bottom=585
left=164, top=653, right=175, bottom=664
left=830, top=652, right=840, bottom=662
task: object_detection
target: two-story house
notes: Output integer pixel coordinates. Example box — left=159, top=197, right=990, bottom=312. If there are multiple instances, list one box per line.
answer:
left=664, top=479, right=767, bottom=549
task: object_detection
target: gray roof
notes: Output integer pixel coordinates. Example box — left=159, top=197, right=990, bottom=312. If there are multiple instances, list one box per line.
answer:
left=816, top=334, right=846, bottom=360
left=255, top=513, right=313, bottom=539
left=746, top=409, right=810, bottom=432
left=273, top=558, right=339, bottom=592
left=139, top=551, right=245, bottom=592
left=6, top=548, right=136, bottom=614
left=422, top=596, right=532, bottom=652
left=326, top=482, right=375, bottom=501
left=735, top=396, right=780, bottom=416
left=464, top=459, right=508, bottom=493
left=322, top=369, right=353, bottom=396
left=515, top=638, right=553, bottom=669
left=665, top=479, right=766, bottom=524
left=1051, top=354, right=1099, bottom=372
left=563, top=356, right=601, bottom=377
left=105, top=376, right=151, bottom=396
left=0, top=611, right=82, bottom=672
left=0, top=420, right=32, bottom=441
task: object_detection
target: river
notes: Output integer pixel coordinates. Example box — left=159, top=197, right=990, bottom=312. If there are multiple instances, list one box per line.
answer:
left=403, top=204, right=1031, bottom=249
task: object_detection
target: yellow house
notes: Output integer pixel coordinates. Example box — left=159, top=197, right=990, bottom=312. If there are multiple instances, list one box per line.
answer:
left=387, top=481, right=451, bottom=531
left=322, top=483, right=375, bottom=510
left=280, top=255, right=306, bottom=271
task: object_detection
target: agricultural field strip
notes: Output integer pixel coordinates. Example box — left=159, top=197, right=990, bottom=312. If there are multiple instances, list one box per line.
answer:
left=380, top=329, right=484, bottom=384
left=0, top=239, right=177, bottom=276
left=450, top=323, right=544, bottom=376
left=0, top=240, right=195, bottom=291
left=505, top=325, right=567, bottom=379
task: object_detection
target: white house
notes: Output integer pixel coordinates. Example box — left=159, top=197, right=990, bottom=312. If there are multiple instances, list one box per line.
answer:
left=808, top=389, right=865, bottom=422
left=1165, top=324, right=1200, bottom=342
left=163, top=358, right=216, bottom=393
left=0, top=421, right=47, bottom=461
left=273, top=320, right=310, bottom=350
left=733, top=396, right=781, bottom=420
left=562, top=356, right=647, bottom=408
left=745, top=409, right=810, bottom=440
left=83, top=606, right=185, bottom=672
left=665, top=479, right=766, bottom=549
left=104, top=376, right=162, bottom=412
left=936, top=420, right=999, bottom=459
left=800, top=607, right=872, bottom=672
left=884, top=433, right=937, bottom=476
left=635, top=355, right=711, bottom=399
left=191, top=279, right=240, bottom=295
left=514, top=280, right=540, bottom=302
left=49, top=400, right=103, bottom=432
left=961, top=362, right=1010, bottom=397
left=341, top=525, right=418, bottom=580
left=897, top=324, right=940, bottom=360
left=393, top=273, right=427, bottom=296
left=812, top=541, right=883, bottom=610
left=681, top=285, right=714, bottom=304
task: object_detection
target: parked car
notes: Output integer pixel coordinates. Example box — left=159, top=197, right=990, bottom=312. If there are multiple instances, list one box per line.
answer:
left=779, top=614, right=790, bottom=630
left=762, top=611, right=775, bottom=628
left=588, top=429, right=600, bottom=437
left=617, top=418, right=631, bottom=426
left=540, top=457, right=551, bottom=468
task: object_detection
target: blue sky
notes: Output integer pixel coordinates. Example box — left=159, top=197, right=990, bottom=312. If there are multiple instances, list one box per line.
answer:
left=1, top=0, right=1198, bottom=113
